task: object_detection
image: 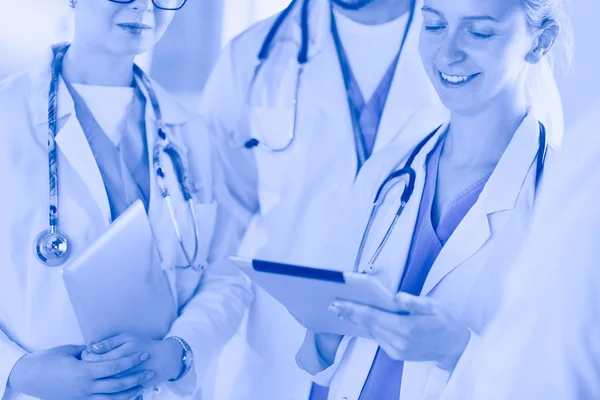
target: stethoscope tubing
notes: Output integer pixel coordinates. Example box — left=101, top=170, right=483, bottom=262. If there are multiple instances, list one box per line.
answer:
left=352, top=123, right=548, bottom=273
left=36, top=43, right=201, bottom=269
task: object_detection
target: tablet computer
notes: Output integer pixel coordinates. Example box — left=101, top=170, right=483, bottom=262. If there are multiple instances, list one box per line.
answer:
left=62, top=200, right=177, bottom=347
left=230, top=256, right=397, bottom=338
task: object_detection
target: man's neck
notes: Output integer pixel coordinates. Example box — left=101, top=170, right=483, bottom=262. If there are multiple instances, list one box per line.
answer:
left=332, top=0, right=412, bottom=25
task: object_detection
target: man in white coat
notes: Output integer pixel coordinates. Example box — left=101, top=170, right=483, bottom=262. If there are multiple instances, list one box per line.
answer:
left=441, top=102, right=600, bottom=400
left=199, top=0, right=447, bottom=399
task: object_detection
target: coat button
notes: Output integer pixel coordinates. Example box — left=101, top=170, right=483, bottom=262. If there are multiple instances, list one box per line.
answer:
left=342, top=397, right=348, bottom=400
left=154, top=385, right=162, bottom=394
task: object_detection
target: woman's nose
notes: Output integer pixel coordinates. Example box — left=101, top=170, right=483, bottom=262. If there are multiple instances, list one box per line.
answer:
left=436, top=31, right=466, bottom=67
left=130, top=0, right=154, bottom=12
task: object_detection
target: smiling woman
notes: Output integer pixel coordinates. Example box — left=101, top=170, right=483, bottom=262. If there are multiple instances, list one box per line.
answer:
left=419, top=0, right=572, bottom=137
left=295, top=0, right=573, bottom=399
left=63, top=0, right=180, bottom=85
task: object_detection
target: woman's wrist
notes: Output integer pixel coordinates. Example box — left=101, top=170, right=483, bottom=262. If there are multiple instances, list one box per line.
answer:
left=163, top=338, right=185, bottom=381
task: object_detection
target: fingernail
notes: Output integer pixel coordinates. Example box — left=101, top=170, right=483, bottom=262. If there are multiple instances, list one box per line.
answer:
left=92, top=343, right=103, bottom=352
left=140, top=352, right=149, bottom=362
left=135, top=389, right=145, bottom=398
left=146, top=371, right=155, bottom=380
left=329, top=304, right=342, bottom=316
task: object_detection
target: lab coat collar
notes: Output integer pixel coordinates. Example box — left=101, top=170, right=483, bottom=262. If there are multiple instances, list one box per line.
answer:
left=481, top=110, right=547, bottom=214
left=275, top=0, right=427, bottom=62
left=29, top=47, right=192, bottom=230
left=32, top=46, right=189, bottom=127
left=135, top=73, right=182, bottom=273
left=274, top=0, right=330, bottom=61
left=421, top=111, right=548, bottom=295
left=278, top=0, right=445, bottom=149
left=133, top=71, right=190, bottom=126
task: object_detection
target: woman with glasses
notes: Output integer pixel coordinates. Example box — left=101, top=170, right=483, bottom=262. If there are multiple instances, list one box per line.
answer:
left=0, top=0, right=253, bottom=399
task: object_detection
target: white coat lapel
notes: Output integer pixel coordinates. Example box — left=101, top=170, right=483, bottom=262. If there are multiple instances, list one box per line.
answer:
left=136, top=78, right=178, bottom=272
left=421, top=112, right=544, bottom=295
left=134, top=73, right=190, bottom=273
left=52, top=78, right=112, bottom=224
left=420, top=202, right=491, bottom=295
left=277, top=0, right=331, bottom=60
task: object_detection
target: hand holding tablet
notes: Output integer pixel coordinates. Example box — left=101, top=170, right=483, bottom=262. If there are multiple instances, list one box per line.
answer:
left=230, top=256, right=397, bottom=338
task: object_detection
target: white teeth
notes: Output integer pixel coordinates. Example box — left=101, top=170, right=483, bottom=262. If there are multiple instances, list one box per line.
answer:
left=441, top=72, right=471, bottom=83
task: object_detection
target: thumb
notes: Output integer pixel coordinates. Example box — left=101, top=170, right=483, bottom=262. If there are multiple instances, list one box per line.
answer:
left=394, top=292, right=436, bottom=314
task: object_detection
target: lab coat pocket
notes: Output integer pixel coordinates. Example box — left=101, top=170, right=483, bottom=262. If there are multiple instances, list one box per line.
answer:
left=249, top=106, right=296, bottom=213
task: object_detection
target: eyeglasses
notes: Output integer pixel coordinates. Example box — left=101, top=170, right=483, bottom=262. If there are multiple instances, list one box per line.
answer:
left=108, top=0, right=187, bottom=11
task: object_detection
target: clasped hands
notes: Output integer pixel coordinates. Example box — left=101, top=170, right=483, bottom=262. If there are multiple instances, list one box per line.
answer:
left=8, top=333, right=183, bottom=400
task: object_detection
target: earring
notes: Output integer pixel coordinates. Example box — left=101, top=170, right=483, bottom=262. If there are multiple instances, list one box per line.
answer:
left=69, top=0, right=77, bottom=8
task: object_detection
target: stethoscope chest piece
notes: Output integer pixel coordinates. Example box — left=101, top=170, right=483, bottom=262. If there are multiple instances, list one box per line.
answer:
left=34, top=229, right=71, bottom=267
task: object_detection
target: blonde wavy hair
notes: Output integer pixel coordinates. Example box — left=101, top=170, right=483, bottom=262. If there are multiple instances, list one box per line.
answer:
left=523, top=0, right=575, bottom=144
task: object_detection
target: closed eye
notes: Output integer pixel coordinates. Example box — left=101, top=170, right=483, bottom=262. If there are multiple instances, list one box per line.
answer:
left=425, top=25, right=446, bottom=33
left=468, top=30, right=494, bottom=39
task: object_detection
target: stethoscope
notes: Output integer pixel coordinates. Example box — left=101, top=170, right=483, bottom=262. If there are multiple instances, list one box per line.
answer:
left=231, top=0, right=309, bottom=152
left=230, top=0, right=413, bottom=153
left=352, top=122, right=548, bottom=273
left=34, top=43, right=201, bottom=269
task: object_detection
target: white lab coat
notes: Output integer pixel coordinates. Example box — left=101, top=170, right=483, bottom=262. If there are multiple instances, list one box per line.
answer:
left=0, top=49, right=253, bottom=400
left=295, top=111, right=559, bottom=400
left=439, top=102, right=600, bottom=400
left=200, top=0, right=448, bottom=398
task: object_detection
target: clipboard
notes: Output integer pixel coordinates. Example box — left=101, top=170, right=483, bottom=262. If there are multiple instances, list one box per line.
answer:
left=62, top=200, right=177, bottom=347
left=230, top=256, right=396, bottom=337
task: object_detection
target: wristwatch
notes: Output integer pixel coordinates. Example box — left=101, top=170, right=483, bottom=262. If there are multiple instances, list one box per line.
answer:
left=167, top=336, right=193, bottom=382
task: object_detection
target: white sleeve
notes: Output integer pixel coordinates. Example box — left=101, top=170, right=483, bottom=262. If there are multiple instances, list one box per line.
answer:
left=165, top=128, right=256, bottom=396
left=199, top=42, right=260, bottom=246
left=295, top=330, right=353, bottom=387
left=0, top=330, right=28, bottom=399
left=165, top=42, right=259, bottom=395
left=165, top=258, right=252, bottom=396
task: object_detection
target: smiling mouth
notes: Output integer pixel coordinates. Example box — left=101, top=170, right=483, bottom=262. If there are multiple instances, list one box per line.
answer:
left=117, top=23, right=153, bottom=33
left=438, top=71, right=480, bottom=87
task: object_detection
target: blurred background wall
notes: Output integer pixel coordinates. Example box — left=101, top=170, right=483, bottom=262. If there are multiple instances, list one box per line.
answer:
left=554, top=0, right=598, bottom=131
